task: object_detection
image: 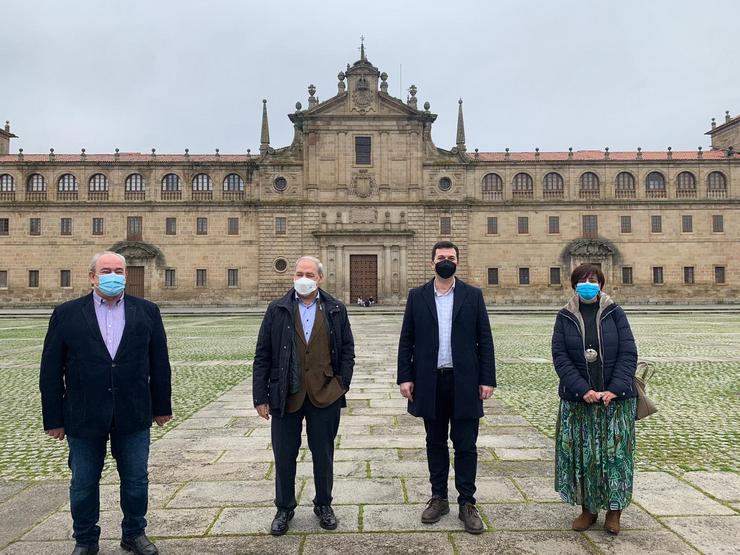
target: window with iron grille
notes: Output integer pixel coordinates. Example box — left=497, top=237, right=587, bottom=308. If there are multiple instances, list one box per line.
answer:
left=646, top=172, right=665, bottom=191
left=195, top=217, right=208, bottom=235
left=583, top=215, right=598, bottom=238
left=622, top=267, right=633, bottom=285
left=127, top=216, right=142, bottom=240
left=0, top=218, right=9, bottom=235
left=92, top=218, right=104, bottom=235
left=228, top=268, right=239, bottom=288
left=482, top=173, right=503, bottom=197
left=29, top=270, right=39, bottom=288
left=546, top=215, right=559, bottom=234
left=517, top=216, right=528, bottom=234
left=676, top=171, right=696, bottom=191
left=487, top=268, right=499, bottom=285
left=162, top=174, right=180, bottom=191
left=273, top=177, right=288, bottom=192
left=651, top=215, right=662, bottom=233
left=487, top=217, right=498, bottom=235
left=60, top=270, right=71, bottom=288
left=126, top=174, right=145, bottom=191
left=550, top=267, right=561, bottom=285
left=224, top=173, right=245, bottom=191
left=438, top=177, right=452, bottom=191
left=543, top=172, right=564, bottom=192
left=682, top=215, right=693, bottom=233
left=0, top=270, right=7, bottom=288
left=165, top=217, right=176, bottom=235
left=0, top=174, right=14, bottom=192
left=30, top=218, right=41, bottom=235
left=683, top=266, right=695, bottom=285
left=89, top=174, right=108, bottom=191
left=275, top=217, right=287, bottom=235
left=227, top=217, right=239, bottom=235
left=58, top=174, right=78, bottom=192
left=652, top=266, right=664, bottom=284
left=27, top=174, right=46, bottom=192
left=192, top=174, right=212, bottom=191
left=518, top=267, right=530, bottom=285
left=715, top=266, right=726, bottom=284
left=512, top=173, right=533, bottom=192
left=440, top=216, right=451, bottom=235
left=196, top=269, right=207, bottom=287
left=707, top=171, right=727, bottom=191
left=615, top=172, right=635, bottom=191
left=355, top=136, right=371, bottom=165
left=165, top=269, right=176, bottom=287
left=620, top=215, right=632, bottom=233
left=580, top=172, right=600, bottom=191
left=60, top=217, right=72, bottom=236
left=712, top=215, right=724, bottom=233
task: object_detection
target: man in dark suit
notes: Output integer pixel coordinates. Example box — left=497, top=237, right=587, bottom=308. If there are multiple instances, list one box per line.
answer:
left=253, top=256, right=354, bottom=536
left=40, top=251, right=172, bottom=555
left=397, top=241, right=495, bottom=534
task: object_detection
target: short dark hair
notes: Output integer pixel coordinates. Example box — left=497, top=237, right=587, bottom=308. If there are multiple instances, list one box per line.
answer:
left=431, top=241, right=459, bottom=261
left=570, top=263, right=605, bottom=290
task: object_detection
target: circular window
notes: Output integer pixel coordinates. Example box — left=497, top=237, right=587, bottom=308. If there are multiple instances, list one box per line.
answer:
left=274, top=176, right=288, bottom=192
left=438, top=177, right=452, bottom=191
left=274, top=258, right=288, bottom=273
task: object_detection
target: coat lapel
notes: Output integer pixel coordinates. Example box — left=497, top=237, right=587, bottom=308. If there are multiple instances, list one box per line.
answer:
left=452, top=279, right=468, bottom=322
left=422, top=280, right=438, bottom=324
left=114, top=297, right=137, bottom=361
left=82, top=293, right=109, bottom=358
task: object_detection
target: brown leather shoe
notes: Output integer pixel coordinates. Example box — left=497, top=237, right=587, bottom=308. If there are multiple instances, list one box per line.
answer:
left=458, top=503, right=484, bottom=534
left=572, top=507, right=598, bottom=531
left=604, top=509, right=621, bottom=535
left=421, top=496, right=449, bottom=523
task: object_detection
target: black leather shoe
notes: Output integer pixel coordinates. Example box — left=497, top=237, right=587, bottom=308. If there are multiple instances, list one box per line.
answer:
left=314, top=505, right=338, bottom=530
left=270, top=509, right=295, bottom=536
left=71, top=545, right=99, bottom=555
left=121, top=534, right=159, bottom=555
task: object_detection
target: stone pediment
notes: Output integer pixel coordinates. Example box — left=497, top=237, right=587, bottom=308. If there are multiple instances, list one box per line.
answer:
left=303, top=91, right=424, bottom=118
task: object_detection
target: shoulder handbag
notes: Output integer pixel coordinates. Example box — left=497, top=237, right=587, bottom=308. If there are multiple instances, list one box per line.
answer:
left=635, top=360, right=658, bottom=420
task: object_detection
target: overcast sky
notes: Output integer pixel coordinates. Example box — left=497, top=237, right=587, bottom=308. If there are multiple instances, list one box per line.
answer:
left=2, top=0, right=737, bottom=155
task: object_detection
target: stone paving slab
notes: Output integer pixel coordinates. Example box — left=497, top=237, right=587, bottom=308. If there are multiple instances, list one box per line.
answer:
left=0, top=482, right=67, bottom=550
left=0, top=540, right=125, bottom=555
left=300, top=478, right=404, bottom=505
left=211, top=505, right=360, bottom=534
left=683, top=472, right=740, bottom=502
left=59, top=483, right=180, bottom=511
left=512, top=476, right=563, bottom=501
left=404, top=477, right=524, bottom=504
left=302, top=532, right=455, bottom=554
left=453, top=530, right=596, bottom=554
left=633, top=472, right=736, bottom=516
left=0, top=483, right=26, bottom=505
left=167, top=480, right=275, bottom=508
left=362, top=504, right=470, bottom=532
left=585, top=529, right=700, bottom=555
left=661, top=516, right=740, bottom=555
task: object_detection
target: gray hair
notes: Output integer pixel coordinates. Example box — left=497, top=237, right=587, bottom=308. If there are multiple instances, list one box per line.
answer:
left=295, top=256, right=324, bottom=277
left=88, top=251, right=127, bottom=273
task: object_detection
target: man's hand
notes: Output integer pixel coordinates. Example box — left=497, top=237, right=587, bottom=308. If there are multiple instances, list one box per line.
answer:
left=479, top=385, right=495, bottom=400
left=600, top=391, right=617, bottom=407
left=154, top=415, right=173, bottom=427
left=399, top=382, right=414, bottom=402
left=46, top=428, right=65, bottom=440
left=256, top=403, right=271, bottom=420
left=583, top=390, right=601, bottom=403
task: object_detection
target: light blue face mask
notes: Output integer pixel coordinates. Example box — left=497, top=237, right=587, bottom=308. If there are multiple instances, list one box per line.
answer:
left=576, top=281, right=600, bottom=301
left=97, top=273, right=126, bottom=296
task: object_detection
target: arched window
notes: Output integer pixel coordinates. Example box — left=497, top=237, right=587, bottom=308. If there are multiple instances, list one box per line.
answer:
left=646, top=171, right=666, bottom=197
left=57, top=174, right=78, bottom=192
left=223, top=173, right=244, bottom=192
left=615, top=172, right=636, bottom=198
left=512, top=173, right=533, bottom=198
left=0, top=174, right=14, bottom=192
left=481, top=173, right=503, bottom=200
left=26, top=174, right=46, bottom=192
left=162, top=174, right=181, bottom=191
left=580, top=172, right=599, bottom=191
left=707, top=171, right=727, bottom=198
left=89, top=173, right=108, bottom=192
left=192, top=173, right=212, bottom=191
left=676, top=171, right=696, bottom=197
left=543, top=172, right=564, bottom=197
left=125, top=174, right=145, bottom=192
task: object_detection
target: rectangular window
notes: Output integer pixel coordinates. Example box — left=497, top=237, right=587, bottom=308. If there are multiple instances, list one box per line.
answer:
left=164, top=269, right=176, bottom=287
left=227, top=217, right=239, bottom=235
left=651, top=215, right=662, bottom=233
left=228, top=268, right=239, bottom=288
left=0, top=218, right=9, bottom=235
left=517, top=216, right=529, bottom=234
left=0, top=270, right=7, bottom=288
left=682, top=215, right=693, bottom=233
left=440, top=216, right=451, bottom=235
left=715, top=266, right=726, bottom=284
left=549, top=267, right=561, bottom=285
left=196, top=269, right=207, bottom=288
left=583, top=215, right=598, bottom=238
left=712, top=214, right=724, bottom=233
left=620, top=215, right=632, bottom=234
left=196, top=217, right=208, bottom=235
left=355, top=136, right=371, bottom=165
left=127, top=216, right=142, bottom=241
left=60, top=269, right=71, bottom=288
left=30, top=218, right=41, bottom=236
left=487, top=216, right=498, bottom=235
left=622, top=266, right=633, bottom=285
left=165, top=217, right=177, bottom=235
left=60, top=217, right=72, bottom=236
left=275, top=217, right=287, bottom=235
left=519, top=267, right=530, bottom=285
left=92, top=218, right=104, bottom=236
left=28, top=270, right=39, bottom=288
left=487, top=267, right=499, bottom=285
left=548, top=216, right=560, bottom=234
left=652, top=266, right=664, bottom=285
left=683, top=266, right=695, bottom=285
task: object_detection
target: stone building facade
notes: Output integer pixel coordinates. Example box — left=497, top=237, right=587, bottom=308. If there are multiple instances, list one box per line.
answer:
left=0, top=48, right=738, bottom=305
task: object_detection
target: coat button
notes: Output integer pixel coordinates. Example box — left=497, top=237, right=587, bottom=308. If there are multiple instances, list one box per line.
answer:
left=111, top=363, right=117, bottom=368
left=107, top=388, right=112, bottom=392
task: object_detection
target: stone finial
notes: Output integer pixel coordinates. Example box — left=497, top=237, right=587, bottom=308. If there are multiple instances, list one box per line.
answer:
left=81, top=148, right=86, bottom=160
left=151, top=148, right=156, bottom=158
left=407, top=85, right=418, bottom=109
left=535, top=147, right=540, bottom=160
left=728, top=146, right=735, bottom=157
left=711, top=117, right=716, bottom=129
left=337, top=71, right=346, bottom=93
left=423, top=101, right=430, bottom=112
left=474, top=148, right=479, bottom=160
left=114, top=148, right=120, bottom=161
left=260, top=99, right=270, bottom=155
left=215, top=148, right=220, bottom=156
left=185, top=148, right=189, bottom=156
left=667, top=146, right=672, bottom=159
left=360, top=35, right=366, bottom=61
left=726, top=110, right=731, bottom=123
left=698, top=145, right=703, bottom=159
left=604, top=146, right=610, bottom=159
left=456, top=99, right=466, bottom=152
left=636, top=146, right=642, bottom=160
left=380, top=72, right=388, bottom=94
left=49, top=148, right=54, bottom=161
left=4, top=121, right=9, bottom=132
left=18, top=147, right=23, bottom=160
left=308, top=84, right=318, bottom=108
left=505, top=147, right=510, bottom=160
left=295, top=101, right=302, bottom=112
left=568, top=146, right=573, bottom=159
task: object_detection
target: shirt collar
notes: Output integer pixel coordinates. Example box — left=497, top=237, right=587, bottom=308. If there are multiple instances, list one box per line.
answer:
left=93, top=290, right=124, bottom=306
left=433, top=277, right=456, bottom=297
left=295, top=290, right=320, bottom=307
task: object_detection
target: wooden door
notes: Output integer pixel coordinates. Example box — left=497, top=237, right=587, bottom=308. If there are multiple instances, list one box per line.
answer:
left=127, top=266, right=145, bottom=298
left=350, top=255, right=378, bottom=303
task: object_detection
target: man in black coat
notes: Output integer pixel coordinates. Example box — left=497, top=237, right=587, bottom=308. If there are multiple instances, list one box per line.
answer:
left=397, top=241, right=495, bottom=534
left=40, top=251, right=172, bottom=555
left=253, top=256, right=354, bottom=536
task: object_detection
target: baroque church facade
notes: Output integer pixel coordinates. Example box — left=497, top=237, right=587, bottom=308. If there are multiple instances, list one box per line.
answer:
left=0, top=47, right=738, bottom=306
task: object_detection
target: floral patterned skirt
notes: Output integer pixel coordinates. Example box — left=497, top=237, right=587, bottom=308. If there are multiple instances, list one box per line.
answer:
left=555, top=398, right=637, bottom=513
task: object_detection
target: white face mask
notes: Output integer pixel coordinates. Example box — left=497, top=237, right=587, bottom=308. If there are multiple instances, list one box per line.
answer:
left=294, top=276, right=318, bottom=296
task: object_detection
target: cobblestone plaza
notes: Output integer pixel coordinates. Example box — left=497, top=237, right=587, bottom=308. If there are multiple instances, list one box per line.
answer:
left=0, top=312, right=738, bottom=553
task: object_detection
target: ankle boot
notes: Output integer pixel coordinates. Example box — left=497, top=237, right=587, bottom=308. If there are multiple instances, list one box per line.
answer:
left=604, top=509, right=622, bottom=535
left=572, top=507, right=598, bottom=531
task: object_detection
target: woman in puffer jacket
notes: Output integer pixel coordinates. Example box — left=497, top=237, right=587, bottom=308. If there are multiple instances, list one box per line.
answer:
left=552, top=263, right=638, bottom=536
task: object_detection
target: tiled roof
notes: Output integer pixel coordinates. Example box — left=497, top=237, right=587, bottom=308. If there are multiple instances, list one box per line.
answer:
left=0, top=153, right=254, bottom=163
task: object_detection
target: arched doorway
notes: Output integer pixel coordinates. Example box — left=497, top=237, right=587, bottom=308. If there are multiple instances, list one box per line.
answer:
left=109, top=241, right=166, bottom=299
left=561, top=238, right=620, bottom=285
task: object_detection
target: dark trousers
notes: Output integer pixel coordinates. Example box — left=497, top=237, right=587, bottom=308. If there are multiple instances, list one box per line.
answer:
left=423, top=371, right=479, bottom=505
left=66, top=428, right=150, bottom=546
left=271, top=397, right=341, bottom=511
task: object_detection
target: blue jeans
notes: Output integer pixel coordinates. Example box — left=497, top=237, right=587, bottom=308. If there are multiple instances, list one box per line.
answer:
left=67, top=428, right=150, bottom=546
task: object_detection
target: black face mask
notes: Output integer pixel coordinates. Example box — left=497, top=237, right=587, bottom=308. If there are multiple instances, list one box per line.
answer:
left=435, top=260, right=457, bottom=279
